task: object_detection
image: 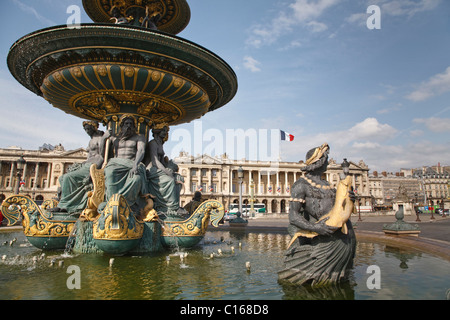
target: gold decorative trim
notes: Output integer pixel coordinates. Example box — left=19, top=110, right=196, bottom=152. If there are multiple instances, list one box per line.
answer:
left=93, top=194, right=144, bottom=240
left=162, top=200, right=224, bottom=237
left=305, top=143, right=329, bottom=165
left=304, top=177, right=333, bottom=190
left=1, top=195, right=75, bottom=238
left=289, top=198, right=306, bottom=203
left=81, top=164, right=106, bottom=221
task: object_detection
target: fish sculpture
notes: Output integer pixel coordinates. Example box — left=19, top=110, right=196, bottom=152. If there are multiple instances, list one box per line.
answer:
left=289, top=175, right=354, bottom=247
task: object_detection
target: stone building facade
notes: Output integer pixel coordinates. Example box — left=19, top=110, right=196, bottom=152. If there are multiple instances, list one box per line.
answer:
left=174, top=152, right=371, bottom=214
left=369, top=166, right=450, bottom=209
left=0, top=145, right=87, bottom=203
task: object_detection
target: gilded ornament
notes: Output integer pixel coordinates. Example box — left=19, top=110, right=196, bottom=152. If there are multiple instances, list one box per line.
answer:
left=153, top=121, right=169, bottom=130
left=83, top=120, right=99, bottom=129
left=71, top=67, right=83, bottom=78
left=151, top=71, right=162, bottom=81
left=97, top=65, right=108, bottom=77
left=190, top=86, right=199, bottom=95
left=162, top=200, right=224, bottom=238
left=305, top=142, right=329, bottom=166
left=304, top=177, right=333, bottom=190
left=1, top=195, right=75, bottom=238
left=54, top=71, right=63, bottom=82
left=81, top=164, right=106, bottom=221
left=93, top=194, right=144, bottom=240
left=124, top=66, right=135, bottom=77
left=138, top=98, right=160, bottom=115
left=173, top=78, right=184, bottom=88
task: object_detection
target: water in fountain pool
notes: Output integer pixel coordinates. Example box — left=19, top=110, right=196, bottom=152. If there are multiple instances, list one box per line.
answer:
left=0, top=230, right=449, bottom=300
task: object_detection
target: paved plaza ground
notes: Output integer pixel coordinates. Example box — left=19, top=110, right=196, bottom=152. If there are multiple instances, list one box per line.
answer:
left=220, top=213, right=450, bottom=241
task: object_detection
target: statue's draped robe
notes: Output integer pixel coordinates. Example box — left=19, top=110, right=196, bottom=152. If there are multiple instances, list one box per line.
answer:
left=279, top=221, right=356, bottom=286
left=57, top=163, right=91, bottom=214
left=104, top=158, right=148, bottom=210
left=146, top=166, right=180, bottom=215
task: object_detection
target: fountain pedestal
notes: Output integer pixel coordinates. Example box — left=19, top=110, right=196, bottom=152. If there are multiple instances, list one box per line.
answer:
left=383, top=205, right=421, bottom=237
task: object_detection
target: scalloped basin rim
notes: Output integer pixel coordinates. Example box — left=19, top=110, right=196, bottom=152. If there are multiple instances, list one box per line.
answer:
left=8, top=23, right=234, bottom=68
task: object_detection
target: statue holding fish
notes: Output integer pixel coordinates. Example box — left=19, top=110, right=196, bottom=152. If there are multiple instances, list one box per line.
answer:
left=278, top=143, right=357, bottom=287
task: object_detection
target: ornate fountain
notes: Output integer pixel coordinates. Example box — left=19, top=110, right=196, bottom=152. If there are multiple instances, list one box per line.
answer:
left=3, top=0, right=237, bottom=254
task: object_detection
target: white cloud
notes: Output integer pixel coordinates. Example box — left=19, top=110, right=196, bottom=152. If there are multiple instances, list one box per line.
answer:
left=345, top=12, right=367, bottom=26
left=278, top=40, right=302, bottom=51
left=379, top=0, right=441, bottom=17
left=306, top=21, right=328, bottom=32
left=246, top=0, right=340, bottom=48
left=409, top=129, right=424, bottom=137
left=346, top=0, right=442, bottom=27
left=290, top=0, right=340, bottom=22
left=348, top=117, right=398, bottom=141
left=281, top=118, right=402, bottom=170
left=243, top=56, right=262, bottom=72
left=413, top=117, right=450, bottom=132
left=406, top=66, right=450, bottom=101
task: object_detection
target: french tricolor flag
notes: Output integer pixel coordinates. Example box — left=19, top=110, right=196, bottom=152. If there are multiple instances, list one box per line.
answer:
left=280, top=130, right=294, bottom=141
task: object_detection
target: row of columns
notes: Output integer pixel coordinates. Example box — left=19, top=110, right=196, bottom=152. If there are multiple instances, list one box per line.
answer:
left=182, top=166, right=302, bottom=196
left=0, top=161, right=52, bottom=189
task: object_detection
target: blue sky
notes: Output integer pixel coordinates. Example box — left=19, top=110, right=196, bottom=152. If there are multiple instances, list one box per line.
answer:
left=1, top=0, right=450, bottom=172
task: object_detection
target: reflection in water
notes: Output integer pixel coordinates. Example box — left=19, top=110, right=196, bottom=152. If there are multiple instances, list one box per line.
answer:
left=0, top=230, right=449, bottom=299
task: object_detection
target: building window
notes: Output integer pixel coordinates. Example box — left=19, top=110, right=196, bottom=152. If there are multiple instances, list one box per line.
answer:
left=191, top=168, right=197, bottom=176
left=201, top=169, right=207, bottom=177
left=191, top=182, right=196, bottom=192
left=212, top=169, right=217, bottom=177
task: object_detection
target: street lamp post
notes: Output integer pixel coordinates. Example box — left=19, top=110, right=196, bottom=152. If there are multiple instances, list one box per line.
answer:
left=341, top=158, right=350, bottom=177
left=238, top=166, right=244, bottom=216
left=414, top=192, right=421, bottom=222
left=14, top=155, right=26, bottom=195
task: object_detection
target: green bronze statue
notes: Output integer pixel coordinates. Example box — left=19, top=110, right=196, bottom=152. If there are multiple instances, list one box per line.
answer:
left=145, top=125, right=186, bottom=218
left=279, top=143, right=357, bottom=287
left=103, top=115, right=149, bottom=213
left=50, top=121, right=106, bottom=214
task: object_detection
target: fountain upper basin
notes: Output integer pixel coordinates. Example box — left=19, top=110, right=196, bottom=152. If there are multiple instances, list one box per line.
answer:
left=7, top=24, right=238, bottom=126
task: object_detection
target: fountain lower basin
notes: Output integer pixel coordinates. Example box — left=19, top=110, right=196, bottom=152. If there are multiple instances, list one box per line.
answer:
left=1, top=228, right=449, bottom=300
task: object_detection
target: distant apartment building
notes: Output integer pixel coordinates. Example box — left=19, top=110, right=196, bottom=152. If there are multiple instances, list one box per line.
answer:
left=370, top=165, right=450, bottom=209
